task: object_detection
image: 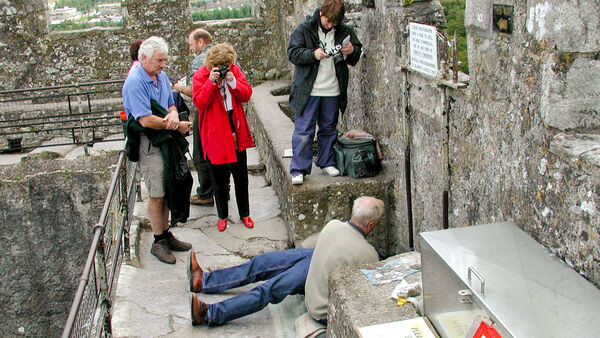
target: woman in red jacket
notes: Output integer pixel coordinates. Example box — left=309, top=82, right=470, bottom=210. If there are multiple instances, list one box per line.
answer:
left=192, top=43, right=255, bottom=232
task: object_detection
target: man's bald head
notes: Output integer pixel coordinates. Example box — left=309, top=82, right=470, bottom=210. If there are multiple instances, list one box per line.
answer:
left=351, top=196, right=384, bottom=234
left=188, top=28, right=213, bottom=54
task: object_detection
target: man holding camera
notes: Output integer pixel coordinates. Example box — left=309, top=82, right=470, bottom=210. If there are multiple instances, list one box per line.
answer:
left=288, top=0, right=362, bottom=185
left=173, top=28, right=216, bottom=207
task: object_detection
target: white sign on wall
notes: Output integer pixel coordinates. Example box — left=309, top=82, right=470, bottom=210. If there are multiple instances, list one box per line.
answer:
left=409, top=22, right=438, bottom=77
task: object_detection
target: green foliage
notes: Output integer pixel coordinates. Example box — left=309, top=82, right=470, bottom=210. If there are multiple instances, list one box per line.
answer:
left=440, top=0, right=468, bottom=73
left=190, top=0, right=208, bottom=7
left=51, top=19, right=123, bottom=31
left=192, top=5, right=252, bottom=21
left=54, top=0, right=116, bottom=12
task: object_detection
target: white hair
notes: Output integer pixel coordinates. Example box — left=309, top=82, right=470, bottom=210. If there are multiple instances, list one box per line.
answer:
left=138, top=36, right=169, bottom=61
left=351, top=196, right=384, bottom=226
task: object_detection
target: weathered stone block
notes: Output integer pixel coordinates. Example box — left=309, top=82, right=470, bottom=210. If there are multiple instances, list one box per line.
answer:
left=0, top=151, right=116, bottom=337
left=541, top=54, right=600, bottom=130
left=465, top=0, right=492, bottom=38
left=550, top=133, right=600, bottom=179
left=526, top=0, right=600, bottom=52
left=328, top=252, right=421, bottom=337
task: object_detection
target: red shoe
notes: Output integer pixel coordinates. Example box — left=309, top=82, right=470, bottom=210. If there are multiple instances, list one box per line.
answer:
left=242, top=217, right=254, bottom=229
left=217, top=219, right=227, bottom=232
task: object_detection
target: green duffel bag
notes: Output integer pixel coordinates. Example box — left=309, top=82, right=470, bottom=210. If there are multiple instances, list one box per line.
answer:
left=334, top=131, right=381, bottom=178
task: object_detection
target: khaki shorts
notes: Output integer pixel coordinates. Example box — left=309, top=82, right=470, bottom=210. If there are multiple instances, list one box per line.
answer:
left=139, top=134, right=165, bottom=198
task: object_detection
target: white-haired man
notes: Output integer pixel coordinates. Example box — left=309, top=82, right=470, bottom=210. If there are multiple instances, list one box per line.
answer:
left=303, top=196, right=383, bottom=329
left=190, top=196, right=384, bottom=328
left=122, top=36, right=193, bottom=264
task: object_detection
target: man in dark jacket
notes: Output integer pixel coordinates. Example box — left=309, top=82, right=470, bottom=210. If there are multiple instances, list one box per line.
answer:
left=288, top=0, right=362, bottom=185
left=173, top=28, right=217, bottom=207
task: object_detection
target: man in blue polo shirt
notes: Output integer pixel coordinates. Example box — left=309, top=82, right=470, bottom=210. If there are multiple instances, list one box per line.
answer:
left=122, top=36, right=193, bottom=264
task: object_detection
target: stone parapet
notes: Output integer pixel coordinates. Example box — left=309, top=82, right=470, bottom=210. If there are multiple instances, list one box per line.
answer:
left=328, top=251, right=421, bottom=337
left=0, top=151, right=116, bottom=337
left=247, top=81, right=396, bottom=254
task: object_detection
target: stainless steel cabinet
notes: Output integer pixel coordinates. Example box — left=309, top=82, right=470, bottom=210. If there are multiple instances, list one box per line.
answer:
left=420, top=222, right=600, bottom=338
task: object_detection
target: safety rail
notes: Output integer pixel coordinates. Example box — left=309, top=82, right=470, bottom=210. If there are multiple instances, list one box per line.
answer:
left=62, top=148, right=139, bottom=338
left=0, top=80, right=126, bottom=154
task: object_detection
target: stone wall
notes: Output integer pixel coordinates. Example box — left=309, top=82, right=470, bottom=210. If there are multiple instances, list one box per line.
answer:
left=453, top=0, right=600, bottom=284
left=284, top=0, right=599, bottom=286
left=0, top=0, right=287, bottom=90
left=0, top=152, right=115, bottom=337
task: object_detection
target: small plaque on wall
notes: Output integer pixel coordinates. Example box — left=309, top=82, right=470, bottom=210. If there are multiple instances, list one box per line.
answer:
left=409, top=22, right=438, bottom=77
left=493, top=4, right=513, bottom=34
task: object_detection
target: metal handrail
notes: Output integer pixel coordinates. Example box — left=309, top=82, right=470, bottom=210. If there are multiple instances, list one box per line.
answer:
left=0, top=79, right=125, bottom=95
left=62, top=147, right=139, bottom=337
left=0, top=81, right=125, bottom=153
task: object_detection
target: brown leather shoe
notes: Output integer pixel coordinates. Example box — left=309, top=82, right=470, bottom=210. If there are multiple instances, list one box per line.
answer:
left=190, top=194, right=214, bottom=206
left=188, top=250, right=204, bottom=293
left=166, top=235, right=192, bottom=251
left=191, top=293, right=208, bottom=326
left=151, top=239, right=176, bottom=264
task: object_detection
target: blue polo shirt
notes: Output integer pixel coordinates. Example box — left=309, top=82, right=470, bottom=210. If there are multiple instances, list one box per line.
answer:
left=122, top=65, right=174, bottom=120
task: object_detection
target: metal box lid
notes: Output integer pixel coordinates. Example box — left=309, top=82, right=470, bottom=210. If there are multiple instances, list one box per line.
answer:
left=420, top=222, right=600, bottom=337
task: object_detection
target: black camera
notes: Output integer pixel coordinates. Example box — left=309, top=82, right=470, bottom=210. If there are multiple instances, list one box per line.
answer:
left=324, top=44, right=342, bottom=57
left=218, top=65, right=230, bottom=79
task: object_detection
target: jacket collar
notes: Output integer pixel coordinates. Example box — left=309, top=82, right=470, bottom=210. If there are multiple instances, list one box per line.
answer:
left=348, top=220, right=367, bottom=237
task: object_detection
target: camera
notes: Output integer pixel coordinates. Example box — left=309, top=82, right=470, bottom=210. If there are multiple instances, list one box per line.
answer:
left=218, top=65, right=230, bottom=79
left=324, top=44, right=342, bottom=57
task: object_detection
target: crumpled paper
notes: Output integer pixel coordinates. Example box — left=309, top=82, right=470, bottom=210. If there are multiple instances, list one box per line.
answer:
left=390, top=279, right=422, bottom=299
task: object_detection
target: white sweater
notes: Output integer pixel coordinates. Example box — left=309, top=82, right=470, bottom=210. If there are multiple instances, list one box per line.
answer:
left=310, top=27, right=340, bottom=97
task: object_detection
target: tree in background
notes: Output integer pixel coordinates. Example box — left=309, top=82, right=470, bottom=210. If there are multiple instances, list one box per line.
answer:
left=440, top=0, right=468, bottom=73
left=192, top=4, right=251, bottom=21
left=54, top=0, right=117, bottom=13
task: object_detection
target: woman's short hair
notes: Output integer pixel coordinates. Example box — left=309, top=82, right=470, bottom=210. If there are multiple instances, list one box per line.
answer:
left=351, top=196, right=384, bottom=226
left=129, top=38, right=144, bottom=61
left=321, top=0, right=345, bottom=25
left=138, top=36, right=169, bottom=61
left=203, top=43, right=237, bottom=70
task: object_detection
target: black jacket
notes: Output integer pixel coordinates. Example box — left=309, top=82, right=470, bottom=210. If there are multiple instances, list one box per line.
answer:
left=287, top=8, right=362, bottom=116
left=126, top=100, right=193, bottom=225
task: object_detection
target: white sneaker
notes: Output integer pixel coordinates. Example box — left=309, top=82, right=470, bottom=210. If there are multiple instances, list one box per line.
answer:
left=323, top=166, right=340, bottom=177
left=291, top=174, right=304, bottom=185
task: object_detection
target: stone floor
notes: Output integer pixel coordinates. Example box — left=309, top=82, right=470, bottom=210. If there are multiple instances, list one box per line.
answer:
left=112, top=144, right=307, bottom=337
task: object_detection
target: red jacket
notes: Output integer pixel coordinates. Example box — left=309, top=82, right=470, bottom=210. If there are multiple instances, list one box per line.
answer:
left=192, top=64, right=254, bottom=165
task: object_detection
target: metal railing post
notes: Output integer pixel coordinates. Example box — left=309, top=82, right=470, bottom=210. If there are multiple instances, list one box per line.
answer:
left=121, top=157, right=130, bottom=260
left=76, top=87, right=89, bottom=156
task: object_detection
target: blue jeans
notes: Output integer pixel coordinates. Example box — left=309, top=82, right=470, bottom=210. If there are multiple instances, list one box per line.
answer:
left=290, top=96, right=339, bottom=176
left=202, top=248, right=314, bottom=326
